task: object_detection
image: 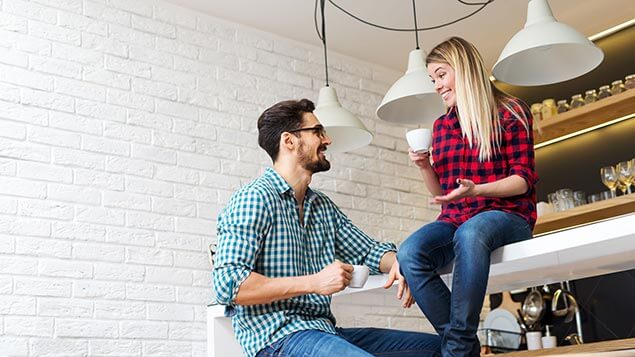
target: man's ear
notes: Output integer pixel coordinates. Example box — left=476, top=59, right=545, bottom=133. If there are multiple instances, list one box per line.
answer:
left=280, top=132, right=296, bottom=153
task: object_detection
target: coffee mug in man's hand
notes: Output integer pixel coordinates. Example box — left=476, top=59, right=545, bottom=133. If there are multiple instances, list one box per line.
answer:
left=406, top=128, right=432, bottom=153
left=349, top=265, right=370, bottom=288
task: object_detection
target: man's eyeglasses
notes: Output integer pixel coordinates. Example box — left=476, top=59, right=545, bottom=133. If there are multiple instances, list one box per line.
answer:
left=287, top=125, right=327, bottom=139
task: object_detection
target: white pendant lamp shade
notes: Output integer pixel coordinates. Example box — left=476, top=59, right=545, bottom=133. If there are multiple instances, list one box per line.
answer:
left=376, top=49, right=445, bottom=126
left=492, top=0, right=603, bottom=86
left=314, top=86, right=373, bottom=153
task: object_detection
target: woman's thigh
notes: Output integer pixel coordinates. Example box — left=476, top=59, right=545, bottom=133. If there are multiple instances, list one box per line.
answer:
left=453, top=210, right=532, bottom=252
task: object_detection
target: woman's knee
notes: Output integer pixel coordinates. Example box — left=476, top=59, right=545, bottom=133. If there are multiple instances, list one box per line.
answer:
left=397, top=234, right=419, bottom=268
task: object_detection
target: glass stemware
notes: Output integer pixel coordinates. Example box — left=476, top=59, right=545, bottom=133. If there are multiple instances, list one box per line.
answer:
left=616, top=161, right=633, bottom=195
left=600, top=166, right=618, bottom=198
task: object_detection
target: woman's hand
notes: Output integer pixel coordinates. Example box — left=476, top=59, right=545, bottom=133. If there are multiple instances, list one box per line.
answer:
left=408, top=149, right=432, bottom=170
left=431, top=178, right=476, bottom=204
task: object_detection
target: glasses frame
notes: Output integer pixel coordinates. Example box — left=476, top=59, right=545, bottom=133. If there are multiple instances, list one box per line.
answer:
left=287, top=125, right=327, bottom=139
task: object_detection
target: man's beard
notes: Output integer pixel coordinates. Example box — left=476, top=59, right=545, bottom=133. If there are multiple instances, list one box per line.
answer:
left=298, top=141, right=330, bottom=173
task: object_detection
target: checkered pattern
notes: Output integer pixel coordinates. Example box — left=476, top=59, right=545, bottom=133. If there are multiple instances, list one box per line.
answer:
left=432, top=102, right=538, bottom=228
left=213, top=168, right=396, bottom=357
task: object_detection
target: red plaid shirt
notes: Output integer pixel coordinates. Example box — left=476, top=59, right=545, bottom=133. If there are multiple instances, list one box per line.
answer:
left=431, top=102, right=538, bottom=229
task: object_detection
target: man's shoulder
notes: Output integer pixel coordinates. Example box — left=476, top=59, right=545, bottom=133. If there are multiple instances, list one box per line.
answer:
left=309, top=188, right=335, bottom=205
left=229, top=175, right=278, bottom=206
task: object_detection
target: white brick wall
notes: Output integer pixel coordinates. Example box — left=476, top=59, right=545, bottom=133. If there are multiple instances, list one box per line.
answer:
left=0, top=0, right=448, bottom=355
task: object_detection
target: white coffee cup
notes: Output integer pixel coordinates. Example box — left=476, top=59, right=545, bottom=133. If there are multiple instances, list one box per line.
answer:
left=406, top=128, right=432, bottom=153
left=349, top=265, right=370, bottom=288
left=526, top=331, right=543, bottom=350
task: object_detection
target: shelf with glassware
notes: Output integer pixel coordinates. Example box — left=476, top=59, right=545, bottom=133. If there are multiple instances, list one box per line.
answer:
left=483, top=337, right=635, bottom=356
left=533, top=89, right=635, bottom=145
left=533, top=192, right=635, bottom=235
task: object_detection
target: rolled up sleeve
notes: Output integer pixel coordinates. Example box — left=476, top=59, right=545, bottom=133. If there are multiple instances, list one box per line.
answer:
left=333, top=205, right=396, bottom=275
left=213, top=189, right=270, bottom=305
left=503, top=108, right=538, bottom=193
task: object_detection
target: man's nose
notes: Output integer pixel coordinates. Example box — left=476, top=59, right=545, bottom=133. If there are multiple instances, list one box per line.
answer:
left=323, top=133, right=332, bottom=145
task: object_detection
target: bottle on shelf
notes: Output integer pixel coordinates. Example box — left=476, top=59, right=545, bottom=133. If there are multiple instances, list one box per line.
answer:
left=570, top=94, right=585, bottom=109
left=597, top=85, right=612, bottom=100
left=541, top=99, right=557, bottom=120
left=610, top=80, right=625, bottom=96
left=556, top=99, right=570, bottom=114
left=584, top=89, right=598, bottom=104
left=531, top=103, right=543, bottom=122
left=624, top=74, right=635, bottom=90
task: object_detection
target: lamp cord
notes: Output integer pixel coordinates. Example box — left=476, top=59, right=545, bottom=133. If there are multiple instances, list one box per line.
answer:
left=412, top=0, right=419, bottom=49
left=320, top=0, right=329, bottom=86
left=317, top=0, right=494, bottom=33
left=313, top=0, right=495, bottom=84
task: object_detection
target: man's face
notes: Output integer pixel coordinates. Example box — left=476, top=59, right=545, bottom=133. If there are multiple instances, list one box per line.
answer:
left=295, top=113, right=332, bottom=173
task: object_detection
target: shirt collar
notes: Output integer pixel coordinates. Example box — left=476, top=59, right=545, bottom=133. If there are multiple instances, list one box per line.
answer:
left=263, top=167, right=317, bottom=200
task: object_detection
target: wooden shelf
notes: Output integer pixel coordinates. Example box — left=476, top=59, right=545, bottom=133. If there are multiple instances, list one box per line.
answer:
left=488, top=337, right=635, bottom=356
left=534, top=89, right=635, bottom=144
left=534, top=193, right=635, bottom=235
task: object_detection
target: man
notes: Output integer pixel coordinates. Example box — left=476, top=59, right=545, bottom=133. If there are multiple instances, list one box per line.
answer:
left=213, top=99, right=441, bottom=357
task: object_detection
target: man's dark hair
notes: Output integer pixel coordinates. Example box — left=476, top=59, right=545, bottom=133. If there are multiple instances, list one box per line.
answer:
left=257, top=99, right=315, bottom=162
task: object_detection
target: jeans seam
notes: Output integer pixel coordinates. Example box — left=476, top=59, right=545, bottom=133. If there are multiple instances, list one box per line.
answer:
left=373, top=348, right=440, bottom=356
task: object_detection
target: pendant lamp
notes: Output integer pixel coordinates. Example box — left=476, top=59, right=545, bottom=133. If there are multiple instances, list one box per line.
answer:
left=376, top=0, right=444, bottom=126
left=492, top=0, right=604, bottom=86
left=313, top=0, right=372, bottom=153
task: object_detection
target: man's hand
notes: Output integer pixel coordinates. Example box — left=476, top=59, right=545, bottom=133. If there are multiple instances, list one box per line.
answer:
left=431, top=178, right=476, bottom=204
left=311, top=261, right=353, bottom=295
left=383, top=259, right=415, bottom=308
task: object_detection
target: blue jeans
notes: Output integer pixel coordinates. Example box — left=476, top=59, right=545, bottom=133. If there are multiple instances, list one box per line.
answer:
left=255, top=327, right=441, bottom=357
left=397, top=211, right=532, bottom=357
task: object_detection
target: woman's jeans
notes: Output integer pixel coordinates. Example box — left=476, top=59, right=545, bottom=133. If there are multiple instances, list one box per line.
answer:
left=256, top=327, right=441, bottom=357
left=398, top=210, right=532, bottom=357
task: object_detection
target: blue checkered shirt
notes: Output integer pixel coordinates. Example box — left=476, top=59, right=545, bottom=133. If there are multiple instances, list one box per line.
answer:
left=213, top=168, right=396, bottom=357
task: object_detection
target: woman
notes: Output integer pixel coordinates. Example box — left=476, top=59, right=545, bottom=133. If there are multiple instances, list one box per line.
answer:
left=397, top=37, right=537, bottom=356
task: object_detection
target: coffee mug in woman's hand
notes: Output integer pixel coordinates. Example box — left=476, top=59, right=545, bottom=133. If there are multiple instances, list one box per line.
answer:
left=406, top=128, right=432, bottom=153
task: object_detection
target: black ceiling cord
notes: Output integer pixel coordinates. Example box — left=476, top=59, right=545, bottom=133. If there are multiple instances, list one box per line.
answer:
left=412, top=0, right=420, bottom=49
left=314, top=0, right=323, bottom=41
left=320, top=0, right=330, bottom=86
left=315, top=0, right=495, bottom=33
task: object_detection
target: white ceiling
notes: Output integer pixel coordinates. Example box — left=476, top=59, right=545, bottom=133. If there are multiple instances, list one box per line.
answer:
left=167, top=0, right=635, bottom=71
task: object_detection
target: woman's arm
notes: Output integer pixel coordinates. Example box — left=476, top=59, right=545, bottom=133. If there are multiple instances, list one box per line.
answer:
left=409, top=149, right=443, bottom=197
left=430, top=175, right=527, bottom=204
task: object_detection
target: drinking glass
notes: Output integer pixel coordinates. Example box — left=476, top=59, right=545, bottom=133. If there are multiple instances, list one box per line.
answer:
left=600, top=166, right=618, bottom=198
left=556, top=189, right=574, bottom=210
left=573, top=191, right=586, bottom=206
left=548, top=192, right=560, bottom=211
left=616, top=161, right=632, bottom=194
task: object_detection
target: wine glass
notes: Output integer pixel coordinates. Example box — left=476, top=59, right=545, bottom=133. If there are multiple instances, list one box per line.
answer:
left=616, top=161, right=632, bottom=195
left=600, top=166, right=618, bottom=198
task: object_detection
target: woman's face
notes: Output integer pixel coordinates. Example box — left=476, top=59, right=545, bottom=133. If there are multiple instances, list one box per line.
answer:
left=427, top=62, right=456, bottom=107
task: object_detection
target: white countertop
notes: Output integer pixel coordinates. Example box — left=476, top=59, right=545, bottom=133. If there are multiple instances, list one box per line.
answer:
left=337, top=213, right=635, bottom=296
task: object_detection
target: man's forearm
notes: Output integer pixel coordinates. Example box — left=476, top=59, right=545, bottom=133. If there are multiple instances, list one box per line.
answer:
left=234, top=271, right=315, bottom=306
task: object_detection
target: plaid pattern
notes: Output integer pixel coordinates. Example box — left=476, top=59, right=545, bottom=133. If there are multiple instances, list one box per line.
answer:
left=213, top=168, right=396, bottom=357
left=432, top=102, right=538, bottom=228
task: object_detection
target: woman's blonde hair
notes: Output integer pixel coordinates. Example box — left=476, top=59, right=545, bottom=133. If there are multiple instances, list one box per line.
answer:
left=426, top=37, right=529, bottom=162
